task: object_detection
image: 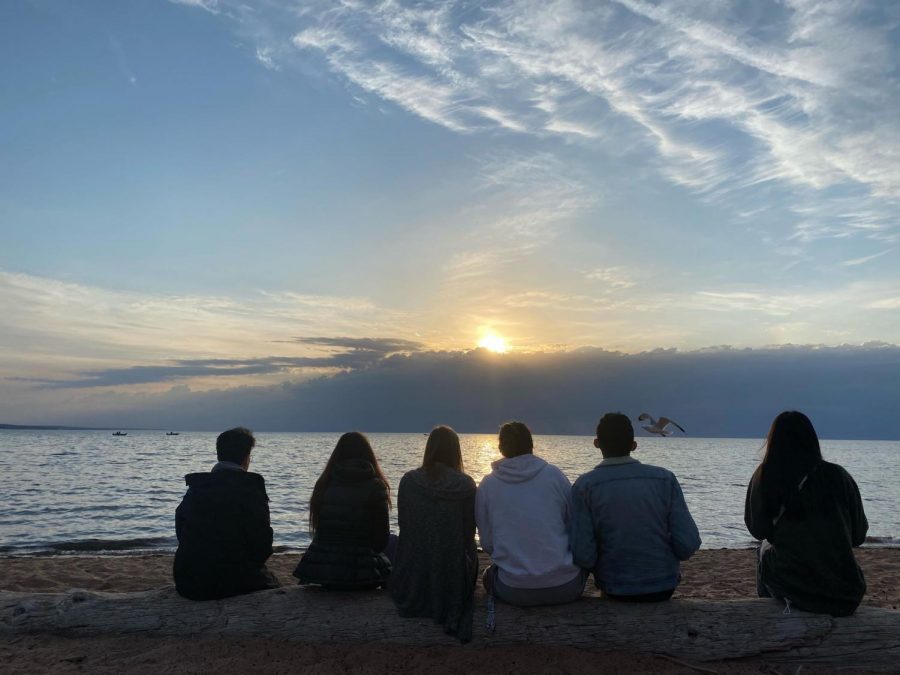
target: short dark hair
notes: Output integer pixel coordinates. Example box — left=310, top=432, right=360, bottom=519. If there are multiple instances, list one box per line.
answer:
left=216, top=427, right=256, bottom=464
left=498, top=421, right=533, bottom=458
left=596, top=413, right=633, bottom=456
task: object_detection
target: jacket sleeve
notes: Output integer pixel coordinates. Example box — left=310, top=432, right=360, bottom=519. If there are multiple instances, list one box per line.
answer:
left=569, top=481, right=598, bottom=570
left=475, top=481, right=492, bottom=555
left=464, top=483, right=477, bottom=543
left=845, top=470, right=868, bottom=547
left=369, top=481, right=390, bottom=553
left=668, top=476, right=701, bottom=560
left=744, top=466, right=771, bottom=541
left=175, top=489, right=189, bottom=542
left=244, top=490, right=274, bottom=566
left=557, top=468, right=574, bottom=527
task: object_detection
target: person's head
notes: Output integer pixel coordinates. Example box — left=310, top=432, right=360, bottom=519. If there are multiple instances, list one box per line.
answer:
left=498, top=421, right=533, bottom=458
left=309, top=431, right=390, bottom=533
left=594, top=413, right=635, bottom=458
left=758, top=411, right=823, bottom=518
left=762, top=410, right=822, bottom=469
left=422, top=425, right=464, bottom=480
left=216, top=427, right=255, bottom=469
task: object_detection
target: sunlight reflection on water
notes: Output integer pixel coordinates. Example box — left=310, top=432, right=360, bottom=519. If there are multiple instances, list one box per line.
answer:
left=1, top=430, right=897, bottom=553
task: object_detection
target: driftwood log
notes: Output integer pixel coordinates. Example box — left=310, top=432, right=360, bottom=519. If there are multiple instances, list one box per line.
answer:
left=2, top=587, right=899, bottom=669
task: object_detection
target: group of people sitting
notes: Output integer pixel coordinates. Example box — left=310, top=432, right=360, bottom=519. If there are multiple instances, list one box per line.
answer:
left=173, top=410, right=869, bottom=643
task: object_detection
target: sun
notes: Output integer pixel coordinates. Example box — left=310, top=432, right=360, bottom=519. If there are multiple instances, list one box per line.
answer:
left=477, top=332, right=509, bottom=354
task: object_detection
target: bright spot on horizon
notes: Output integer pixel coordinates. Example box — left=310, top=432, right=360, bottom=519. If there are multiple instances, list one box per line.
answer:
left=478, top=332, right=509, bottom=354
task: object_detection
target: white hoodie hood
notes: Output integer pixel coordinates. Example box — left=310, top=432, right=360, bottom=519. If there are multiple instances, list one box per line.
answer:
left=476, top=453, right=581, bottom=589
left=489, top=453, right=548, bottom=483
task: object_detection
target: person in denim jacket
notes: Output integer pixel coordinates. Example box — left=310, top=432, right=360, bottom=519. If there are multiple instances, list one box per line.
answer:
left=570, top=412, right=700, bottom=601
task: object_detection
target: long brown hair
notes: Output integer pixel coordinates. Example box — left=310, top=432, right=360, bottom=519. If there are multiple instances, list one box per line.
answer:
left=422, top=425, right=464, bottom=480
left=308, top=431, right=391, bottom=534
left=758, top=411, right=823, bottom=519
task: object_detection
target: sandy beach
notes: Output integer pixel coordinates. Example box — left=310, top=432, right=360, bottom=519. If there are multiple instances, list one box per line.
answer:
left=2, top=548, right=898, bottom=673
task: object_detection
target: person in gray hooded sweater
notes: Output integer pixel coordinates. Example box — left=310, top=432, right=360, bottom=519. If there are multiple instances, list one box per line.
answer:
left=476, top=421, right=585, bottom=606
left=390, top=425, right=478, bottom=643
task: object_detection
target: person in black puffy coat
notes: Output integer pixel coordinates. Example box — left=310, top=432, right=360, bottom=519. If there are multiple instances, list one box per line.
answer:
left=293, top=432, right=392, bottom=589
left=174, top=427, right=279, bottom=600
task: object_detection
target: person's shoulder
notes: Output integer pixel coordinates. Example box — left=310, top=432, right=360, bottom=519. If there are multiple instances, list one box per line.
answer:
left=459, top=470, right=477, bottom=490
left=819, top=461, right=857, bottom=485
left=635, top=462, right=678, bottom=481
left=233, top=471, right=269, bottom=501
left=368, top=474, right=390, bottom=496
left=244, top=471, right=267, bottom=487
left=572, top=467, right=602, bottom=489
left=477, top=470, right=498, bottom=489
left=184, top=471, right=210, bottom=487
left=538, top=459, right=567, bottom=479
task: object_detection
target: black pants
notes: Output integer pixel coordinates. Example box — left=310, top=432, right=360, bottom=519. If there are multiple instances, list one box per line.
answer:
left=605, top=588, right=674, bottom=602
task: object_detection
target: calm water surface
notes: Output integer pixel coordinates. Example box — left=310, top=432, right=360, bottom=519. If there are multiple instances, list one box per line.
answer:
left=1, top=430, right=897, bottom=553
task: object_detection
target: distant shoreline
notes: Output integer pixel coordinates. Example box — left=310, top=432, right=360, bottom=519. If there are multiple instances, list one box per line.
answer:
left=0, top=424, right=154, bottom=431
left=2, top=425, right=898, bottom=441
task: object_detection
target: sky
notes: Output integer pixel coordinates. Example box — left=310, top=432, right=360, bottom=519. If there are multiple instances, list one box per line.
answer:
left=1, top=1, right=899, bottom=436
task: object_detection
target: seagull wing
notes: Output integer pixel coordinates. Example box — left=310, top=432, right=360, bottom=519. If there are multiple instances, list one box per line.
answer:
left=658, top=417, right=686, bottom=433
left=638, top=413, right=652, bottom=422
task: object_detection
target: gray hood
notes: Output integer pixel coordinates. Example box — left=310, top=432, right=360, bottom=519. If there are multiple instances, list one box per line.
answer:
left=489, top=453, right=548, bottom=483
left=406, top=465, right=475, bottom=501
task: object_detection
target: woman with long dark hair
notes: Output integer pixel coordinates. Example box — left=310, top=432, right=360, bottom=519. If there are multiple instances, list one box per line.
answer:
left=745, top=411, right=868, bottom=615
left=390, top=426, right=478, bottom=642
left=293, top=431, right=392, bottom=589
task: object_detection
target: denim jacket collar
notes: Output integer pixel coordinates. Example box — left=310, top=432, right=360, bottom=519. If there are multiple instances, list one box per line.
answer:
left=597, top=456, right=640, bottom=468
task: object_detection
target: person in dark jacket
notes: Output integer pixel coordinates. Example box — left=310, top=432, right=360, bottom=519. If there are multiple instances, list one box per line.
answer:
left=390, top=425, right=478, bottom=643
left=745, top=411, right=868, bottom=616
left=293, top=432, right=392, bottom=589
left=174, top=427, right=279, bottom=600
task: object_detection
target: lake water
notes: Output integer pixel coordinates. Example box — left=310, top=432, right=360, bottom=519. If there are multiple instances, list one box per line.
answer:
left=1, top=430, right=897, bottom=554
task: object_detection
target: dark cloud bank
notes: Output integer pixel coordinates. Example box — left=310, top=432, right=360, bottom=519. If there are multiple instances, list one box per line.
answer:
left=59, top=343, right=900, bottom=440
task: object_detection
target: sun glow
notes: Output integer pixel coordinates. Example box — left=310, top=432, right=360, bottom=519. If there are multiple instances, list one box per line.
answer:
left=477, top=332, right=509, bottom=354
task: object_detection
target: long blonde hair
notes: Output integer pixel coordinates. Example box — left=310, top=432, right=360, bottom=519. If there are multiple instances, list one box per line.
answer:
left=422, top=425, right=464, bottom=481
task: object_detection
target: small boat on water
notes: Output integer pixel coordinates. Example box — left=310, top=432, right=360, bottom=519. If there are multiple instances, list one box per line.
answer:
left=112, top=431, right=127, bottom=436
left=166, top=432, right=180, bottom=436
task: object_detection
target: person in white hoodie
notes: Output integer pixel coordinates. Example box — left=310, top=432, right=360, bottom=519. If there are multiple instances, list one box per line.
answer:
left=476, top=421, right=585, bottom=606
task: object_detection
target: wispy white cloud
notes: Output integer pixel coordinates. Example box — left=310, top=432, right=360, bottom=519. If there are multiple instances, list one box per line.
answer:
left=840, top=248, right=896, bottom=268
left=255, top=47, right=279, bottom=70
left=0, top=268, right=409, bottom=387
left=867, top=297, right=900, bottom=310
left=170, top=0, right=900, bottom=256
left=585, top=267, right=636, bottom=290
left=264, top=0, right=900, bottom=246
left=168, top=0, right=219, bottom=14
left=157, top=0, right=900, bottom=344
left=441, top=152, right=597, bottom=286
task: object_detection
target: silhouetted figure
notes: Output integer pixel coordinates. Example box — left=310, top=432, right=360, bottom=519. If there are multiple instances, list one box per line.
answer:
left=174, top=427, right=279, bottom=600
left=570, top=412, right=700, bottom=601
left=293, top=432, right=391, bottom=589
left=390, top=426, right=478, bottom=642
left=745, top=411, right=868, bottom=616
left=476, top=421, right=585, bottom=606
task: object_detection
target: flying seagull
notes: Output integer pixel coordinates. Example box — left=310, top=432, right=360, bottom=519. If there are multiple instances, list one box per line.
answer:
left=638, top=413, right=686, bottom=436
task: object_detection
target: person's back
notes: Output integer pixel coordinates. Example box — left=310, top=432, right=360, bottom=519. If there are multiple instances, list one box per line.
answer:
left=294, top=432, right=391, bottom=589
left=391, top=427, right=477, bottom=642
left=476, top=422, right=584, bottom=606
left=745, top=412, right=867, bottom=616
left=570, top=413, right=700, bottom=600
left=174, top=427, right=278, bottom=600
